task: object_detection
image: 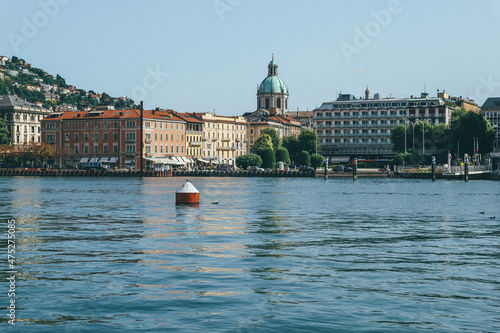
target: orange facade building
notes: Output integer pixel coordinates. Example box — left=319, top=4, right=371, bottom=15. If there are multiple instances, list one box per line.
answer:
left=41, top=109, right=187, bottom=170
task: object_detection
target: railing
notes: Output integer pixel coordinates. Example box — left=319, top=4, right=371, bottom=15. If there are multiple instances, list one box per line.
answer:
left=446, top=165, right=491, bottom=174
left=396, top=165, right=491, bottom=173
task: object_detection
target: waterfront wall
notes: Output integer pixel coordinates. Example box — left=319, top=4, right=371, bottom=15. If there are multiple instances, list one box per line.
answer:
left=0, top=168, right=315, bottom=178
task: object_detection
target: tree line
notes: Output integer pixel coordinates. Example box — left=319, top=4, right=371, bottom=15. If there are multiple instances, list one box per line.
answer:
left=236, top=128, right=325, bottom=170
left=390, top=108, right=495, bottom=165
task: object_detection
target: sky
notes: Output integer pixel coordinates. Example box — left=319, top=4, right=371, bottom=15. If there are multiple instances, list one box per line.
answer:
left=1, top=0, right=500, bottom=115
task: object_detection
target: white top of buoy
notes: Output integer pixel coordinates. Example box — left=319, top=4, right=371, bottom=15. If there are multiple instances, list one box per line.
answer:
left=176, top=179, right=199, bottom=193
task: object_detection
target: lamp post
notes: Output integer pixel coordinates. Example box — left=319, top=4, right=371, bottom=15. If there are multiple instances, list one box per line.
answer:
left=397, top=115, right=407, bottom=154
left=422, top=119, right=425, bottom=155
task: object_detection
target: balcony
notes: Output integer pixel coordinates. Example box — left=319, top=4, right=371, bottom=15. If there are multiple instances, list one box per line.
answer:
left=190, top=141, right=202, bottom=146
left=125, top=138, right=136, bottom=143
left=217, top=146, right=233, bottom=151
left=145, top=138, right=152, bottom=144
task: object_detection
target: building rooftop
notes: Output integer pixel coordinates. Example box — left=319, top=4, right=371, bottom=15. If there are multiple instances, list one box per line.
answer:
left=481, top=97, right=500, bottom=108
left=0, top=94, right=50, bottom=111
left=41, top=109, right=186, bottom=122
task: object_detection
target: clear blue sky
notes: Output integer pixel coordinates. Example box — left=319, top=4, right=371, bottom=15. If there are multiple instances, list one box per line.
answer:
left=1, top=0, right=500, bottom=115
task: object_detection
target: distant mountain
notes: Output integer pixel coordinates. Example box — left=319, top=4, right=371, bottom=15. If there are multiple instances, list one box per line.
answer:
left=0, top=55, right=135, bottom=111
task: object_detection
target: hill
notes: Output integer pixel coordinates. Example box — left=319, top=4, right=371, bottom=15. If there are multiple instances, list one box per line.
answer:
left=0, top=55, right=134, bottom=111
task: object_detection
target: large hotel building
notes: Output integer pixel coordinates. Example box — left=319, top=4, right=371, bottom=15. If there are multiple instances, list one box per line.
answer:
left=314, top=89, right=471, bottom=160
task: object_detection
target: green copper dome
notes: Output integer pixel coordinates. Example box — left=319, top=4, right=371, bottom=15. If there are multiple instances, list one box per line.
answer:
left=258, top=57, right=288, bottom=94
left=258, top=76, right=288, bottom=94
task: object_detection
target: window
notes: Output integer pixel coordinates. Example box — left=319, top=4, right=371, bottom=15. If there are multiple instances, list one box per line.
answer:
left=93, top=132, right=98, bottom=141
left=93, top=144, right=98, bottom=153
left=84, top=145, right=89, bottom=153
left=74, top=144, right=79, bottom=154
left=65, top=133, right=69, bottom=141
left=126, top=145, right=135, bottom=153
left=75, top=133, right=79, bottom=141
left=104, top=133, right=108, bottom=141
left=103, top=144, right=108, bottom=153
left=46, top=133, right=55, bottom=143
left=126, top=132, right=136, bottom=140
left=113, top=132, right=118, bottom=140
left=113, top=144, right=118, bottom=153
left=84, top=133, right=89, bottom=141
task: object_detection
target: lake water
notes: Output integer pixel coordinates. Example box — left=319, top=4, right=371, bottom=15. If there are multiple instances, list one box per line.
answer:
left=0, top=176, right=499, bottom=332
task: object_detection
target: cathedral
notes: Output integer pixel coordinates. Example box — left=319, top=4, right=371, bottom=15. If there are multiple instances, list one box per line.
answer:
left=243, top=57, right=300, bottom=151
left=256, top=56, right=289, bottom=115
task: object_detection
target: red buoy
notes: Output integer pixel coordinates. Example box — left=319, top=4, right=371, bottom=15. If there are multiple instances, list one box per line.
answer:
left=175, top=179, right=200, bottom=205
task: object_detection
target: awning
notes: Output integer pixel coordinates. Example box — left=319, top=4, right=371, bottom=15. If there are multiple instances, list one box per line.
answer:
left=109, top=157, right=119, bottom=163
left=125, top=159, right=135, bottom=164
left=180, top=156, right=190, bottom=163
left=149, top=157, right=186, bottom=165
left=79, top=157, right=89, bottom=163
left=89, top=157, right=99, bottom=163
left=330, top=156, right=350, bottom=163
left=100, top=157, right=110, bottom=163
left=197, top=158, right=209, bottom=163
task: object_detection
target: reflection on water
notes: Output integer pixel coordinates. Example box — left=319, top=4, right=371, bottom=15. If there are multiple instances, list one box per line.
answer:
left=0, top=176, right=499, bottom=332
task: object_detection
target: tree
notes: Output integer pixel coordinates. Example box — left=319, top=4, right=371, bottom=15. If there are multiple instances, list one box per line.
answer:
left=275, top=147, right=290, bottom=166
left=261, top=127, right=280, bottom=150
left=282, top=135, right=299, bottom=163
left=298, top=130, right=319, bottom=156
left=236, top=154, right=262, bottom=169
left=250, top=133, right=273, bottom=154
left=0, top=118, right=10, bottom=145
left=11, top=56, right=19, bottom=63
left=258, top=147, right=275, bottom=169
left=297, top=150, right=311, bottom=166
left=449, top=108, right=495, bottom=156
left=391, top=125, right=406, bottom=153
left=311, top=153, right=324, bottom=169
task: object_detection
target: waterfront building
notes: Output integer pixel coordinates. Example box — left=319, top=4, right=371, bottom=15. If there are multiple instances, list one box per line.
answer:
left=244, top=108, right=301, bottom=151
left=176, top=112, right=204, bottom=164
left=481, top=97, right=500, bottom=152
left=193, top=112, right=247, bottom=165
left=41, top=109, right=187, bottom=170
left=0, top=94, right=52, bottom=145
left=314, top=89, right=455, bottom=160
left=286, top=109, right=314, bottom=130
